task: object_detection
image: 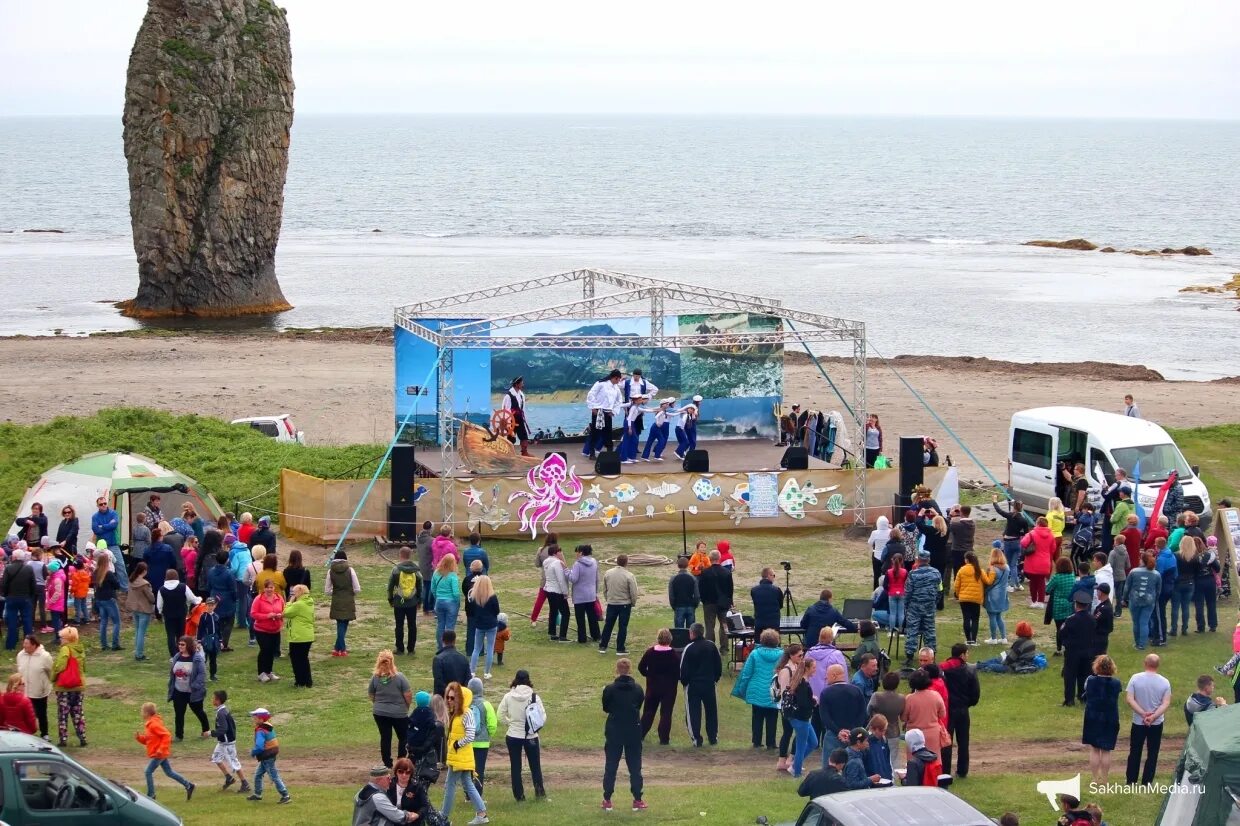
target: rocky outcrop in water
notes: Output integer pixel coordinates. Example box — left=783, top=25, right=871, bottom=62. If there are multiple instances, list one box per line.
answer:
left=121, top=0, right=294, bottom=318
left=1023, top=238, right=1098, bottom=251
left=1025, top=239, right=1212, bottom=257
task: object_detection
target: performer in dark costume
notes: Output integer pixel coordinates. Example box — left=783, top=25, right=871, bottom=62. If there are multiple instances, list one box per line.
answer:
left=502, top=376, right=530, bottom=457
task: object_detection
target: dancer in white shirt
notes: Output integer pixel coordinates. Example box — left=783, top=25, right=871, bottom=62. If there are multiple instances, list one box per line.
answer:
left=582, top=369, right=624, bottom=458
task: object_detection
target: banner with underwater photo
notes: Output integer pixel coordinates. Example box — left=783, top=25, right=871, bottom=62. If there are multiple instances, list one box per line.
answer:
left=677, top=312, right=783, bottom=439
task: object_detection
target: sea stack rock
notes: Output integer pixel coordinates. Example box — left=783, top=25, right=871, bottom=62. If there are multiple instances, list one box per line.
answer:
left=121, top=0, right=294, bottom=317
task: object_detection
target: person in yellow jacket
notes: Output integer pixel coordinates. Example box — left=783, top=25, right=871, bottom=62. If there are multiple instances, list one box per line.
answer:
left=443, top=681, right=489, bottom=824
left=1046, top=497, right=1067, bottom=558
left=951, top=553, right=994, bottom=646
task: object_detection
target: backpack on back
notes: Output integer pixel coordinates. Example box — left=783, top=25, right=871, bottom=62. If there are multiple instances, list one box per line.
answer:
left=525, top=692, right=547, bottom=736
left=397, top=569, right=418, bottom=602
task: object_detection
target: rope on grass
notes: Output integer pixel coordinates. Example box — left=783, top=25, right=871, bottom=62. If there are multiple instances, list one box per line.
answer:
left=600, top=553, right=675, bottom=567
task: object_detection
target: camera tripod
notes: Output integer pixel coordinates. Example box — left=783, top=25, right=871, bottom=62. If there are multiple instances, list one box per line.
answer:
left=781, top=567, right=798, bottom=617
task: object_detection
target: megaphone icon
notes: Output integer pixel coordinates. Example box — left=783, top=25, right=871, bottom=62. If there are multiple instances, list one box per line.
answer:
left=1034, top=773, right=1081, bottom=810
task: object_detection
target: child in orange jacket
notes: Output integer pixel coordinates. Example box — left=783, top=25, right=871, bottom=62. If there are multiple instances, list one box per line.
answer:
left=494, top=613, right=511, bottom=665
left=68, top=561, right=92, bottom=624
left=136, top=702, right=195, bottom=801
left=687, top=542, right=712, bottom=577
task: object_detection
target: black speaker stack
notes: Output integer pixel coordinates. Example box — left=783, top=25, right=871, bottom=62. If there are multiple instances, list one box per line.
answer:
left=682, top=449, right=710, bottom=473
left=388, top=443, right=419, bottom=543
left=595, top=451, right=622, bottom=476
left=892, top=435, right=925, bottom=524
left=780, top=446, right=809, bottom=471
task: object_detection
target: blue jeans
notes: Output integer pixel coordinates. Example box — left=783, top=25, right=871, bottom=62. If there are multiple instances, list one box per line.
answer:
left=1171, top=585, right=1194, bottom=633
left=1130, top=603, right=1154, bottom=648
left=144, top=758, right=190, bottom=797
left=97, top=599, right=120, bottom=648
left=254, top=757, right=287, bottom=797
left=673, top=606, right=695, bottom=629
left=1002, top=539, right=1022, bottom=585
left=471, top=627, right=498, bottom=674
left=422, top=576, right=435, bottom=613
left=133, top=612, right=151, bottom=659
left=642, top=423, right=670, bottom=459
left=72, top=597, right=89, bottom=622
left=987, top=610, right=1006, bottom=641
left=435, top=598, right=460, bottom=648
left=977, top=658, right=1009, bottom=673
left=109, top=546, right=129, bottom=592
left=334, top=620, right=350, bottom=652
left=442, top=766, right=486, bottom=818
left=235, top=581, right=251, bottom=631
left=888, top=596, right=906, bottom=630
left=792, top=718, right=818, bottom=777
left=4, top=597, right=33, bottom=649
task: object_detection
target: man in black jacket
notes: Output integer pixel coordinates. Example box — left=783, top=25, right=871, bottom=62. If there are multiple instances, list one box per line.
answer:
left=750, top=568, right=783, bottom=637
left=802, top=589, right=857, bottom=649
left=1060, top=591, right=1096, bottom=707
left=431, top=630, right=470, bottom=697
left=1092, top=583, right=1114, bottom=657
left=939, top=643, right=981, bottom=778
left=797, top=748, right=850, bottom=798
left=818, top=665, right=867, bottom=759
left=2, top=550, right=37, bottom=650
left=679, top=623, right=722, bottom=747
left=601, top=658, right=646, bottom=811
left=248, top=516, right=277, bottom=557
left=697, top=552, right=733, bottom=645
left=668, top=557, right=700, bottom=630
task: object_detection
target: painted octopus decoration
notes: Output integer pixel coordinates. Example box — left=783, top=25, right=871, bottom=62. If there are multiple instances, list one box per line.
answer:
left=507, top=452, right=583, bottom=539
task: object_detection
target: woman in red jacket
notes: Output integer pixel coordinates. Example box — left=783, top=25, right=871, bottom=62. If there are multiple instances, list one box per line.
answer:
left=1019, top=517, right=1056, bottom=608
left=0, top=673, right=38, bottom=734
left=249, top=580, right=286, bottom=683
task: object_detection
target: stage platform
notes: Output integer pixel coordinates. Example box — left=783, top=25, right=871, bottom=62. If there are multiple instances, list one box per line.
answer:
left=413, top=437, right=837, bottom=478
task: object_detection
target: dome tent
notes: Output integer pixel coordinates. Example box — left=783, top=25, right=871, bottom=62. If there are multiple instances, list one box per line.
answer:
left=1157, top=701, right=1240, bottom=825
left=10, top=452, right=224, bottom=554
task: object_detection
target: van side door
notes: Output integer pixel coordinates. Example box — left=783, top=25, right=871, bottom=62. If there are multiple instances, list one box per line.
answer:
left=1010, top=422, right=1056, bottom=510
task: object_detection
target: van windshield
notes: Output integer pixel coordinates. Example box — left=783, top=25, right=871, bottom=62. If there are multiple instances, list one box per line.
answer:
left=1111, top=443, right=1193, bottom=483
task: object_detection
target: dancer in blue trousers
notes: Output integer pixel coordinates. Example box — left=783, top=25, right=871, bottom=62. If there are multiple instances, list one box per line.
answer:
left=674, top=396, right=702, bottom=459
left=641, top=398, right=676, bottom=461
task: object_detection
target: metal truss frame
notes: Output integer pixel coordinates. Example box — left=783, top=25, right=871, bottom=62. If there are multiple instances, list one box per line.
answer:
left=396, top=268, right=869, bottom=526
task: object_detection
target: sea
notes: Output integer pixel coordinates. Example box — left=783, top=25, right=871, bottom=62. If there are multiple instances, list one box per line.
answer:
left=2, top=115, right=1239, bottom=378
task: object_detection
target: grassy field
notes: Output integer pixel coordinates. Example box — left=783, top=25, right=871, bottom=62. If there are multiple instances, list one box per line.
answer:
left=31, top=527, right=1234, bottom=825
left=1, top=412, right=1237, bottom=824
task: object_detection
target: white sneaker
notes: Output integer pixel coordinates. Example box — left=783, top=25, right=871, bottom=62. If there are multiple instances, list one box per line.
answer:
left=268, top=673, right=280, bottom=681
left=467, top=815, right=490, bottom=825
left=484, top=673, right=493, bottom=680
left=654, top=457, right=665, bottom=462
left=258, top=673, right=270, bottom=683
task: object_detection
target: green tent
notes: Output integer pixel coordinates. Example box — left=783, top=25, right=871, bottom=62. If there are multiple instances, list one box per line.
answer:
left=1157, top=701, right=1240, bottom=825
left=10, top=452, right=223, bottom=553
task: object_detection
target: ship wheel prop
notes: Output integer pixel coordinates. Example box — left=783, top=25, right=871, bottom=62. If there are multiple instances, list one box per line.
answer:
left=488, top=408, right=517, bottom=442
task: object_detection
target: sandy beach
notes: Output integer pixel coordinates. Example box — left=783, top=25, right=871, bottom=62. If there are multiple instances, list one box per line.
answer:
left=2, top=332, right=1237, bottom=481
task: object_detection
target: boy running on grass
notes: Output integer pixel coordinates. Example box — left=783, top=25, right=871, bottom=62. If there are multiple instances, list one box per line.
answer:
left=247, top=707, right=291, bottom=804
left=136, top=702, right=195, bottom=801
left=210, top=690, right=250, bottom=793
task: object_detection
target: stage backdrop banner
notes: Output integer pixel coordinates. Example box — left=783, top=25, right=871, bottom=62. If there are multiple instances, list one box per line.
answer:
left=394, top=314, right=784, bottom=445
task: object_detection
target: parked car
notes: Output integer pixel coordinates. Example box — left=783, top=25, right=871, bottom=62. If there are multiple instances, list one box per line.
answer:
left=792, top=787, right=995, bottom=826
left=231, top=413, right=306, bottom=444
left=0, top=731, right=180, bottom=824
left=1009, top=406, right=1212, bottom=529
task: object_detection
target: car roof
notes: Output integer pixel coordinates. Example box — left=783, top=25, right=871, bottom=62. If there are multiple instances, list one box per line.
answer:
left=812, top=787, right=994, bottom=825
left=1013, top=406, right=1173, bottom=449
left=230, top=414, right=291, bottom=424
left=0, top=730, right=66, bottom=756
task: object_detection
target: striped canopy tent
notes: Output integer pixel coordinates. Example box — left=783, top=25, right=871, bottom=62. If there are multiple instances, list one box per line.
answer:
left=10, top=452, right=224, bottom=554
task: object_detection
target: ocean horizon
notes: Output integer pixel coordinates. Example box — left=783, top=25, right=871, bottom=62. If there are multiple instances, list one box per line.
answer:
left=2, top=114, right=1238, bottom=377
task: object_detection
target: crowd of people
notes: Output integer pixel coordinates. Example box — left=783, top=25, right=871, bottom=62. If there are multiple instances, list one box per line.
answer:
left=1, top=472, right=1233, bottom=825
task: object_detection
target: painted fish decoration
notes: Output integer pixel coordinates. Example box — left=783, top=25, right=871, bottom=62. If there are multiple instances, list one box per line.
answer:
left=730, top=483, right=750, bottom=504
left=644, top=481, right=683, bottom=498
left=692, top=478, right=721, bottom=501
left=825, top=493, right=846, bottom=516
left=412, top=484, right=429, bottom=504
left=778, top=478, right=831, bottom=519
left=599, top=505, right=622, bottom=528
left=572, top=498, right=603, bottom=521
left=609, top=483, right=639, bottom=503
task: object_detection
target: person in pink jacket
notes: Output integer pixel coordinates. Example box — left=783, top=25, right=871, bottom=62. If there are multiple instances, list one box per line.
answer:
left=431, top=526, right=461, bottom=568
left=44, top=561, right=69, bottom=635
left=1019, top=517, right=1056, bottom=607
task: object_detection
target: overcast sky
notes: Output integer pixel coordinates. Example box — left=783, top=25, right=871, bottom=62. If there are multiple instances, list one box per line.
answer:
left=3, top=0, right=1238, bottom=118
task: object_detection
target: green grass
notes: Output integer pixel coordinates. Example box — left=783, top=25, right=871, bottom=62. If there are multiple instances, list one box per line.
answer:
left=36, top=527, right=1233, bottom=825
left=1170, top=424, right=1240, bottom=503
left=0, top=409, right=387, bottom=520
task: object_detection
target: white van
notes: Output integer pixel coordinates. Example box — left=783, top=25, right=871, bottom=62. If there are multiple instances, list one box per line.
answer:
left=1008, top=406, right=1212, bottom=528
left=231, top=414, right=306, bottom=445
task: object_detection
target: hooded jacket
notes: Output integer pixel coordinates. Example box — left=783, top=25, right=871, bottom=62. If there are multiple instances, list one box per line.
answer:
left=144, top=542, right=178, bottom=588
left=602, top=674, right=644, bottom=741
left=867, top=516, right=891, bottom=561
left=446, top=684, right=477, bottom=771
left=948, top=517, right=976, bottom=555
left=52, top=641, right=86, bottom=691
left=0, top=691, right=36, bottom=734
left=467, top=677, right=498, bottom=749
left=206, top=565, right=236, bottom=616
left=16, top=645, right=53, bottom=699
left=939, top=657, right=980, bottom=713
left=44, top=568, right=67, bottom=613
left=903, top=729, right=941, bottom=786
left=387, top=560, right=423, bottom=609
left=951, top=563, right=993, bottom=605
left=167, top=649, right=208, bottom=703
left=731, top=643, right=782, bottom=708
left=136, top=713, right=173, bottom=759
left=249, top=591, right=286, bottom=635
left=431, top=535, right=460, bottom=568
left=984, top=565, right=1010, bottom=613
left=805, top=643, right=849, bottom=698
left=327, top=559, right=360, bottom=621
left=406, top=704, right=444, bottom=760
left=228, top=541, right=252, bottom=580
left=126, top=575, right=156, bottom=615
left=498, top=684, right=537, bottom=740
left=415, top=529, right=434, bottom=578
left=282, top=595, right=315, bottom=643
left=1019, top=525, right=1055, bottom=576
left=802, top=599, right=858, bottom=648
left=568, top=554, right=599, bottom=604
left=542, top=555, right=569, bottom=595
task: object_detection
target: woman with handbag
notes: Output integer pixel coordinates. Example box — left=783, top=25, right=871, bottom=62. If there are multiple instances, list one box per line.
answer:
left=51, top=626, right=87, bottom=748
